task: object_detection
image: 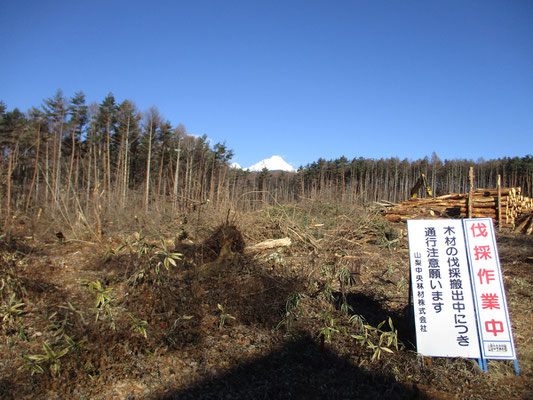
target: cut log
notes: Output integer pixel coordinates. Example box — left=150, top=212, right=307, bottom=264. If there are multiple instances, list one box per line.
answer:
left=384, top=186, right=532, bottom=231
left=516, top=215, right=532, bottom=232
left=245, top=237, right=292, bottom=252
left=526, top=220, right=533, bottom=235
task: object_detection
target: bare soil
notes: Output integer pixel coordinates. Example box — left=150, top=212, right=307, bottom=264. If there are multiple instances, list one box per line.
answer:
left=1, top=204, right=532, bottom=399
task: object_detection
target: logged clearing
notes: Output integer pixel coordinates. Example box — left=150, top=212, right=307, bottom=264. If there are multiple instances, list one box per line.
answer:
left=1, top=203, right=532, bottom=399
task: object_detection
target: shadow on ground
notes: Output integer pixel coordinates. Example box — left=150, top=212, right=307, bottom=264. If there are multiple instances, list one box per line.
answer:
left=153, top=332, right=424, bottom=400
left=335, top=291, right=417, bottom=349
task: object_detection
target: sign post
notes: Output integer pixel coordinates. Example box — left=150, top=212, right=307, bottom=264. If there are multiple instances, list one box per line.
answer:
left=407, top=218, right=519, bottom=374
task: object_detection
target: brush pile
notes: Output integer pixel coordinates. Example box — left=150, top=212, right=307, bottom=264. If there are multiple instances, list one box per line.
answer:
left=384, top=187, right=533, bottom=231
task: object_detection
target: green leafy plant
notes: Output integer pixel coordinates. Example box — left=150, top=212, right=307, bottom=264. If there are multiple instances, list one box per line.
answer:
left=337, top=265, right=351, bottom=287
left=128, top=312, right=148, bottom=338
left=83, top=280, right=115, bottom=329
left=46, top=311, right=69, bottom=338
left=58, top=301, right=86, bottom=324
left=319, top=265, right=335, bottom=304
left=321, top=312, right=342, bottom=342
left=163, top=315, right=194, bottom=346
left=126, top=234, right=182, bottom=285
left=349, top=313, right=366, bottom=331
left=277, top=292, right=303, bottom=330
left=337, top=265, right=355, bottom=313
left=351, top=317, right=403, bottom=362
left=367, top=336, right=395, bottom=362
left=322, top=283, right=335, bottom=304
left=0, top=255, right=29, bottom=301
left=0, top=293, right=25, bottom=330
left=155, top=239, right=183, bottom=274
left=217, top=303, right=235, bottom=330
left=380, top=317, right=401, bottom=350
left=396, top=276, right=406, bottom=291
left=351, top=325, right=372, bottom=347
left=339, top=301, right=353, bottom=316
left=130, top=232, right=154, bottom=258
left=21, top=355, right=46, bottom=376
left=21, top=342, right=70, bottom=376
left=102, top=244, right=125, bottom=262
left=64, top=334, right=87, bottom=354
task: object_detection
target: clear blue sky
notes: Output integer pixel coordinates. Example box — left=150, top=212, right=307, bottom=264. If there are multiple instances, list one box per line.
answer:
left=1, top=0, right=532, bottom=169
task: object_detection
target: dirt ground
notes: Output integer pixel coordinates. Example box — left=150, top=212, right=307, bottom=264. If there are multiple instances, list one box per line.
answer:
left=0, top=204, right=532, bottom=399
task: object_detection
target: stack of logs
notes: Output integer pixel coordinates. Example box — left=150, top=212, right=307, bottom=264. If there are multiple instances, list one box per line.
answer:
left=384, top=187, right=533, bottom=232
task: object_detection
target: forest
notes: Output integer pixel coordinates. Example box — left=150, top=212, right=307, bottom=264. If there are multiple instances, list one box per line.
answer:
left=1, top=89, right=532, bottom=224
left=1, top=91, right=532, bottom=399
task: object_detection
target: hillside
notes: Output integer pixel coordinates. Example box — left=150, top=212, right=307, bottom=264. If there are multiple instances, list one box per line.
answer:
left=1, top=203, right=531, bottom=399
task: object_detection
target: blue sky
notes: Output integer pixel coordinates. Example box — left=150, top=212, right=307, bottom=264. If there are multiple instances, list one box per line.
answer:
left=1, top=1, right=532, bottom=169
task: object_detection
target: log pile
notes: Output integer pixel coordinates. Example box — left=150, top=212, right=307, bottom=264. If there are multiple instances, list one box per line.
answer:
left=384, top=187, right=533, bottom=231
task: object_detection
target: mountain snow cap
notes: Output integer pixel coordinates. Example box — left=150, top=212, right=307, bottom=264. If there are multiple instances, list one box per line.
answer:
left=246, top=155, right=296, bottom=172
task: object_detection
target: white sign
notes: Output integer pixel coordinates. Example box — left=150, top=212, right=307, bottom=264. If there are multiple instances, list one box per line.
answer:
left=463, top=218, right=517, bottom=360
left=408, top=218, right=518, bottom=364
left=407, top=220, right=480, bottom=358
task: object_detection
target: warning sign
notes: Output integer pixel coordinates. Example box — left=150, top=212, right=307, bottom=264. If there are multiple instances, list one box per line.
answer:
left=407, top=218, right=517, bottom=363
left=463, top=218, right=517, bottom=360
left=407, top=219, right=480, bottom=358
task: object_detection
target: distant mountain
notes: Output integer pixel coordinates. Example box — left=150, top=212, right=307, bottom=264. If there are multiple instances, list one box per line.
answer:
left=229, top=162, right=242, bottom=169
left=246, top=155, right=296, bottom=172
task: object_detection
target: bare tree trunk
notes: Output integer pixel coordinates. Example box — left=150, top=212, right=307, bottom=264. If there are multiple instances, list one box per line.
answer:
left=468, top=167, right=474, bottom=218
left=184, top=156, right=190, bottom=206
left=122, top=115, right=131, bottom=209
left=51, top=122, right=58, bottom=204
left=75, top=150, right=80, bottom=196
left=66, top=125, right=76, bottom=203
left=94, top=144, right=99, bottom=198
left=172, top=141, right=181, bottom=212
left=157, top=146, right=165, bottom=199
left=54, top=122, right=64, bottom=208
left=26, top=122, right=41, bottom=212
left=185, top=156, right=193, bottom=206
left=44, top=141, right=49, bottom=203
left=208, top=155, right=216, bottom=202
left=86, top=144, right=92, bottom=213
left=106, top=119, right=112, bottom=205
left=115, top=140, right=123, bottom=203
left=217, top=165, right=227, bottom=206
left=144, top=120, right=153, bottom=212
left=5, top=149, right=13, bottom=222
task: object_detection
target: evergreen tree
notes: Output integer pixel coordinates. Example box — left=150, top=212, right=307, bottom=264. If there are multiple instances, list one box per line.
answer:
left=68, top=91, right=88, bottom=143
left=96, top=93, right=118, bottom=194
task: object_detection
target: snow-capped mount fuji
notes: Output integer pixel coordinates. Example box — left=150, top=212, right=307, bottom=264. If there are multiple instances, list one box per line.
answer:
left=245, top=155, right=296, bottom=172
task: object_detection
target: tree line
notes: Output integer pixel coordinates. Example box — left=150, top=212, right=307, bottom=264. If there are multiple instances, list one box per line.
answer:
left=1, top=90, right=532, bottom=222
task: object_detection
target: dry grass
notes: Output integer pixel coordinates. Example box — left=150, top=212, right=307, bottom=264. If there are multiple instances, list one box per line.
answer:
left=0, top=201, right=531, bottom=399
